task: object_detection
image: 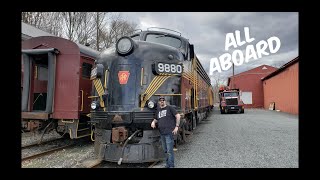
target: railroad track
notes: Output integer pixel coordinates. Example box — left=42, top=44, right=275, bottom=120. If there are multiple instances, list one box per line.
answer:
left=22, top=138, right=64, bottom=149
left=148, top=161, right=159, bottom=168
left=22, top=137, right=89, bottom=162
left=22, top=143, right=77, bottom=162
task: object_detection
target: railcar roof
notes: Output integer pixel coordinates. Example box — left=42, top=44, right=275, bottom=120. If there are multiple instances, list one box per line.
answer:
left=22, top=22, right=100, bottom=59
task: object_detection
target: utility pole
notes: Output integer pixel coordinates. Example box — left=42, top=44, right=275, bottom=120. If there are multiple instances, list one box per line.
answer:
left=232, top=62, right=235, bottom=89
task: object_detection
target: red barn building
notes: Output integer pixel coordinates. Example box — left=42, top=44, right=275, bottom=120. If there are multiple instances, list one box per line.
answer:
left=261, top=57, right=299, bottom=115
left=228, top=65, right=278, bottom=108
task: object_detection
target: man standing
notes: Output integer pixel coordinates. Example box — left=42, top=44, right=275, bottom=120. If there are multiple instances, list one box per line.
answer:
left=151, top=96, right=180, bottom=168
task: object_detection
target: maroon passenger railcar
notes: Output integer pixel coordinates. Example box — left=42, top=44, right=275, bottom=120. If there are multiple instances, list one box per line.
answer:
left=21, top=36, right=99, bottom=139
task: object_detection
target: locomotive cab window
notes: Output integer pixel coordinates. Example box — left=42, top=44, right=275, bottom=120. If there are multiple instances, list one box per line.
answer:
left=146, top=34, right=182, bottom=49
left=82, top=62, right=93, bottom=79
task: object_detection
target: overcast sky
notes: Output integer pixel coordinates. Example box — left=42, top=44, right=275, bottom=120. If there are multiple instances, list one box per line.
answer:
left=120, top=12, right=298, bottom=85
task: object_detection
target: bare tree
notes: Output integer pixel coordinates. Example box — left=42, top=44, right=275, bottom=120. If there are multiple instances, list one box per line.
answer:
left=61, top=12, right=85, bottom=41
left=41, top=12, right=64, bottom=37
left=21, top=12, right=45, bottom=28
left=100, top=14, right=138, bottom=50
left=91, top=12, right=108, bottom=51
left=22, top=12, right=138, bottom=51
left=76, top=12, right=95, bottom=46
left=89, top=12, right=137, bottom=50
left=211, top=73, right=227, bottom=103
left=22, top=12, right=64, bottom=37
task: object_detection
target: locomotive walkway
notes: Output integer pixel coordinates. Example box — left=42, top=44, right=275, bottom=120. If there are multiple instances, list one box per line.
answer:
left=153, top=107, right=298, bottom=168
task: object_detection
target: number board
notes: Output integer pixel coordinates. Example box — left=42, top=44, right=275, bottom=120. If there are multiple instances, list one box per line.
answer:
left=153, top=62, right=183, bottom=75
left=90, top=67, right=97, bottom=79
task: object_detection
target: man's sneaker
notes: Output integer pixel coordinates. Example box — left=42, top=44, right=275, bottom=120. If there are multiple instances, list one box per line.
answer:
left=173, top=147, right=178, bottom=151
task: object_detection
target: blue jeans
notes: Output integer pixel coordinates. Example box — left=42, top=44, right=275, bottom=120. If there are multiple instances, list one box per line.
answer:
left=160, top=133, right=174, bottom=168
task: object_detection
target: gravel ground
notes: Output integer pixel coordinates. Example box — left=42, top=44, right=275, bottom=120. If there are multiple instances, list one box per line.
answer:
left=21, top=106, right=298, bottom=168
left=22, top=138, right=95, bottom=168
left=153, top=107, right=298, bottom=168
left=22, top=138, right=75, bottom=158
left=22, top=130, right=62, bottom=147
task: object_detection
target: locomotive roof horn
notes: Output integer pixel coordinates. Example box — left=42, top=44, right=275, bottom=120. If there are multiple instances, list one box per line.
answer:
left=147, top=27, right=181, bottom=36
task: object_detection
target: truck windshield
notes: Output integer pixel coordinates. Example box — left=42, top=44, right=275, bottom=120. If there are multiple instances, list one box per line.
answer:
left=146, top=34, right=181, bottom=48
left=224, top=92, right=239, bottom=97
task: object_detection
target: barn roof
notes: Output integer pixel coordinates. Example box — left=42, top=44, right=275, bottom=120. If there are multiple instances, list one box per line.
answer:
left=227, top=64, right=278, bottom=86
left=261, top=56, right=299, bottom=81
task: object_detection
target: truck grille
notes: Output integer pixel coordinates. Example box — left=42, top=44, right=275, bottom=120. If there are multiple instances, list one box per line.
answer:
left=226, top=98, right=238, bottom=105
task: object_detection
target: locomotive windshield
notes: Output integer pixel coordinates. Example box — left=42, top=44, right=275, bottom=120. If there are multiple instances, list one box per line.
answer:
left=223, top=92, right=239, bottom=97
left=146, top=34, right=182, bottom=48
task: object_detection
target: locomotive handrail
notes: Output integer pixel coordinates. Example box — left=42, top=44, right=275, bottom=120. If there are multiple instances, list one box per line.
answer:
left=88, top=96, right=99, bottom=98
left=104, top=69, right=108, bottom=89
left=147, top=27, right=181, bottom=36
left=140, top=75, right=171, bottom=108
left=90, top=126, right=95, bottom=142
left=141, top=68, right=144, bottom=86
left=80, top=90, right=84, bottom=111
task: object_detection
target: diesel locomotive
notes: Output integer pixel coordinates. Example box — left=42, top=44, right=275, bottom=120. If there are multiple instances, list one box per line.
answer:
left=89, top=28, right=214, bottom=163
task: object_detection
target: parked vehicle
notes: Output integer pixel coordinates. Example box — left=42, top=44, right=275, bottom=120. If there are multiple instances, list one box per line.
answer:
left=219, top=85, right=244, bottom=114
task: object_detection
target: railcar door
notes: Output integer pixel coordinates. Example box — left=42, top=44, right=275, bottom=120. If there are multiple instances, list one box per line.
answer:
left=22, top=48, right=58, bottom=116
left=32, top=54, right=48, bottom=111
left=79, top=60, right=93, bottom=114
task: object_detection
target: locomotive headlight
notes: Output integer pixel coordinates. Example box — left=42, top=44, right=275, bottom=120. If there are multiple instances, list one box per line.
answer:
left=147, top=101, right=155, bottom=109
left=91, top=102, right=97, bottom=110
left=116, top=36, right=133, bottom=55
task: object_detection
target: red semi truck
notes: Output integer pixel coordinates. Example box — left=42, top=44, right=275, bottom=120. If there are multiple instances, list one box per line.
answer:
left=218, top=85, right=244, bottom=114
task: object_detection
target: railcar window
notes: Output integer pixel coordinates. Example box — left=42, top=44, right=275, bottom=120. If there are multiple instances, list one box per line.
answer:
left=38, top=66, right=48, bottom=81
left=146, top=34, right=181, bottom=48
left=82, top=62, right=93, bottom=79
